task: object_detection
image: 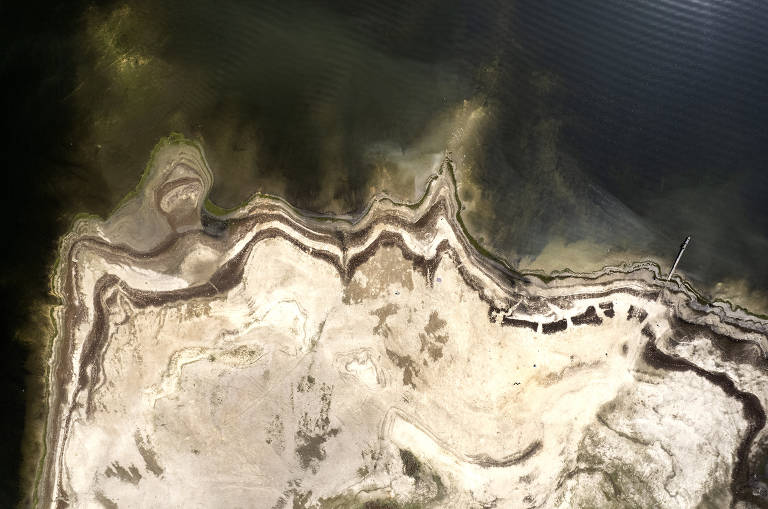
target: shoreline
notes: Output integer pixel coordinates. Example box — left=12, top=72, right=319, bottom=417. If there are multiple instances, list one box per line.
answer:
left=32, top=135, right=768, bottom=507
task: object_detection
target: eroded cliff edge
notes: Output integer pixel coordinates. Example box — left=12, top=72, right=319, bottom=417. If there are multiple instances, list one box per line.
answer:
left=38, top=136, right=768, bottom=508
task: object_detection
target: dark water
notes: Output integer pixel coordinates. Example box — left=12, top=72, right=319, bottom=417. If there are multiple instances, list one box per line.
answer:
left=509, top=0, right=768, bottom=294
left=2, top=0, right=768, bottom=504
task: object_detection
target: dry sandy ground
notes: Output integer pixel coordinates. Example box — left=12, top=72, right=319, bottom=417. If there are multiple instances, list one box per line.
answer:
left=38, top=138, right=768, bottom=508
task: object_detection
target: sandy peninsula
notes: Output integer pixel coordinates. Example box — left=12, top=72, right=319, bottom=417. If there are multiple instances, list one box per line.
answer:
left=37, top=136, right=768, bottom=508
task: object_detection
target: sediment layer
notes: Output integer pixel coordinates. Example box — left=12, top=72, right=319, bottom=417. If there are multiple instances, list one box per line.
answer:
left=38, top=137, right=768, bottom=508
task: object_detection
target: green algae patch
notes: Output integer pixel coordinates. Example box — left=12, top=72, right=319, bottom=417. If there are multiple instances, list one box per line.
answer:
left=319, top=495, right=426, bottom=509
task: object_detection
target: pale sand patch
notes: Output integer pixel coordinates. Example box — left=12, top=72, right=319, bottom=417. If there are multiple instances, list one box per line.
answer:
left=38, top=137, right=768, bottom=508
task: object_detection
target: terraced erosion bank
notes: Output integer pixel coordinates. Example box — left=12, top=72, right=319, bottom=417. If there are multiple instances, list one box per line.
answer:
left=39, top=137, right=768, bottom=508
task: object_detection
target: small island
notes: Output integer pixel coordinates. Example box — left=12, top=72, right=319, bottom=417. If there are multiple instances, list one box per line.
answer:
left=37, top=136, right=768, bottom=508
